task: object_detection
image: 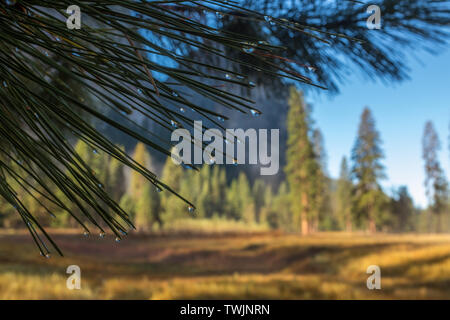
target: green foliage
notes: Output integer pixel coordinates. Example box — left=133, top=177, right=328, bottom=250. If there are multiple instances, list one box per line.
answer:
left=285, top=87, right=322, bottom=234
left=351, top=107, right=386, bottom=232
left=422, top=121, right=449, bottom=232
left=135, top=184, right=161, bottom=232
left=390, top=186, right=416, bottom=232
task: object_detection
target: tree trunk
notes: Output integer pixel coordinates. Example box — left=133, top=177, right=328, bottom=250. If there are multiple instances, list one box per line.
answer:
left=436, top=214, right=442, bottom=233
left=301, top=217, right=309, bottom=235
left=345, top=218, right=352, bottom=232
left=368, top=218, right=376, bottom=233
left=300, top=192, right=309, bottom=235
left=368, top=203, right=376, bottom=233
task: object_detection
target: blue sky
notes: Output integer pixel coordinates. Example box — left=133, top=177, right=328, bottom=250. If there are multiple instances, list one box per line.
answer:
left=309, top=49, right=450, bottom=208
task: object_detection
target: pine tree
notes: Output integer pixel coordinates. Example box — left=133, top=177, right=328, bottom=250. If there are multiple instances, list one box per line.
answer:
left=422, top=121, right=449, bottom=232
left=108, top=146, right=126, bottom=202
left=351, top=107, right=386, bottom=233
left=311, top=128, right=329, bottom=232
left=134, top=184, right=161, bottom=232
left=336, top=157, right=353, bottom=232
left=272, top=182, right=292, bottom=231
left=285, top=87, right=318, bottom=234
left=252, top=179, right=266, bottom=224
left=238, top=173, right=255, bottom=224
left=391, top=186, right=415, bottom=232
left=160, top=152, right=187, bottom=226
left=129, top=143, right=151, bottom=200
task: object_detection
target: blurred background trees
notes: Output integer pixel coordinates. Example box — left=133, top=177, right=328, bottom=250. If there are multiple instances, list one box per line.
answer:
left=2, top=88, right=447, bottom=234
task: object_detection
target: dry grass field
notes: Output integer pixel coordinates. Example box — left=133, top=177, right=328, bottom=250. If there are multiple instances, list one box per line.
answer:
left=1, top=230, right=450, bottom=299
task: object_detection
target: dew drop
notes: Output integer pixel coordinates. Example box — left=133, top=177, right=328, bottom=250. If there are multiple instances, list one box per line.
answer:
left=137, top=88, right=143, bottom=95
left=179, top=107, right=185, bottom=113
left=83, top=231, right=90, bottom=237
left=171, top=91, right=179, bottom=97
left=217, top=116, right=225, bottom=122
left=225, top=73, right=231, bottom=79
left=115, top=237, right=121, bottom=243
left=188, top=205, right=195, bottom=213
left=232, top=158, right=238, bottom=166
left=92, top=149, right=98, bottom=154
left=2, top=81, right=7, bottom=88
left=156, top=186, right=162, bottom=193
left=249, top=81, right=256, bottom=87
left=45, top=253, right=51, bottom=259
left=243, top=46, right=255, bottom=54
left=250, top=109, right=262, bottom=117
left=171, top=120, right=179, bottom=128
left=99, top=232, right=106, bottom=238
left=215, top=12, right=223, bottom=19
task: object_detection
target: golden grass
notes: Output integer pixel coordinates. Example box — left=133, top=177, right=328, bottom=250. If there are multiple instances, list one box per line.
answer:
left=1, top=230, right=450, bottom=299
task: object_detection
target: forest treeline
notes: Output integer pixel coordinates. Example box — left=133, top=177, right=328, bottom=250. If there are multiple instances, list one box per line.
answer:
left=0, top=88, right=448, bottom=234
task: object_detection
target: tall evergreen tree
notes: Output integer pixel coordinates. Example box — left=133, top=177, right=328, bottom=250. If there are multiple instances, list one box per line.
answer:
left=311, top=128, right=329, bottom=232
left=252, top=179, right=266, bottom=224
left=160, top=152, right=187, bottom=226
left=134, top=184, right=161, bottom=232
left=351, top=107, right=386, bottom=233
left=285, top=87, right=318, bottom=234
left=129, top=143, right=151, bottom=200
left=422, top=121, right=449, bottom=232
left=336, top=157, right=353, bottom=232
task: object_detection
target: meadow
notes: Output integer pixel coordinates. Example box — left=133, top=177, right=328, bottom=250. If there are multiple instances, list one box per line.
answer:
left=1, top=229, right=450, bottom=300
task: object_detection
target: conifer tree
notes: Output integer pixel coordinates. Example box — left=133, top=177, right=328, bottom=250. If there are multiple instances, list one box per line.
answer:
left=161, top=153, right=186, bottom=225
left=272, top=182, right=292, bottom=231
left=422, top=121, right=449, bottom=232
left=285, top=87, right=317, bottom=234
left=135, top=184, right=161, bottom=232
left=238, top=173, right=255, bottom=224
left=311, top=128, right=329, bottom=232
left=351, top=107, right=386, bottom=233
left=252, top=179, right=266, bottom=224
left=108, top=146, right=126, bottom=202
left=129, top=143, right=151, bottom=200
